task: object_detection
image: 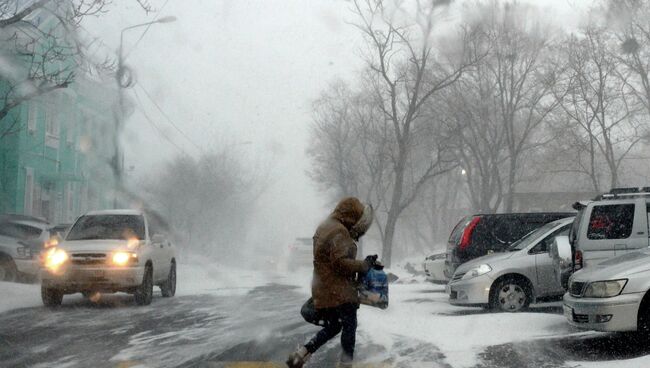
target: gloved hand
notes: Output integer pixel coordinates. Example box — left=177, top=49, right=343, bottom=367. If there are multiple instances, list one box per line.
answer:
left=364, top=254, right=378, bottom=269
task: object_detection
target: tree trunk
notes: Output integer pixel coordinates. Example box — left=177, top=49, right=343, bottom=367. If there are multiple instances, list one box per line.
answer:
left=381, top=148, right=406, bottom=267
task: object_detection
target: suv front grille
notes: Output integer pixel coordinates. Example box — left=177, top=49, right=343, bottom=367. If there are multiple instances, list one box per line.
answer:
left=71, top=253, right=107, bottom=266
left=573, top=313, right=589, bottom=323
left=451, top=272, right=466, bottom=282
left=570, top=281, right=585, bottom=297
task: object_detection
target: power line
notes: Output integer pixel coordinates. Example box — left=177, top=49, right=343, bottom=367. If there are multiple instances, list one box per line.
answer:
left=136, top=82, right=203, bottom=153
left=132, top=87, right=190, bottom=157
left=124, top=0, right=171, bottom=60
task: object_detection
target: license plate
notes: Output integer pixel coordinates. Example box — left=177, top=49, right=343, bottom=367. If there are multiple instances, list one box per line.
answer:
left=93, top=269, right=105, bottom=278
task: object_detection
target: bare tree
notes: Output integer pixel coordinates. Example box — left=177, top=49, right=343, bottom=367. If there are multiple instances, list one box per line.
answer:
left=144, top=150, right=263, bottom=260
left=439, top=23, right=505, bottom=212
left=608, top=0, right=650, bottom=118
left=553, top=24, right=645, bottom=190
left=0, top=0, right=150, bottom=139
left=470, top=1, right=560, bottom=211
left=347, top=0, right=478, bottom=265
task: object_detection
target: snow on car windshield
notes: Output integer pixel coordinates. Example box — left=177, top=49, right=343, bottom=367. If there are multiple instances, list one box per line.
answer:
left=66, top=215, right=145, bottom=241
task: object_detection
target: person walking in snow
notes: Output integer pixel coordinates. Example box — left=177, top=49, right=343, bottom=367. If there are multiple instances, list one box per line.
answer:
left=286, top=197, right=377, bottom=367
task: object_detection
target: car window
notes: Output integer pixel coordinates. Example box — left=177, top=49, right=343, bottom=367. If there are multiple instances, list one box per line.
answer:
left=449, top=216, right=470, bottom=243
left=0, top=222, right=42, bottom=240
left=66, top=215, right=146, bottom=241
left=531, top=224, right=571, bottom=253
left=509, top=221, right=560, bottom=251
left=587, top=204, right=635, bottom=240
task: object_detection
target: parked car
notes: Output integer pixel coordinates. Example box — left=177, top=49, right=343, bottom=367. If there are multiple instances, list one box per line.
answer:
left=0, top=214, right=55, bottom=282
left=40, top=209, right=177, bottom=307
left=445, top=212, right=574, bottom=280
left=447, top=217, right=574, bottom=311
left=552, top=187, right=650, bottom=288
left=563, top=249, right=650, bottom=332
left=423, top=253, right=446, bottom=284
left=287, top=237, right=313, bottom=271
left=50, top=223, right=72, bottom=240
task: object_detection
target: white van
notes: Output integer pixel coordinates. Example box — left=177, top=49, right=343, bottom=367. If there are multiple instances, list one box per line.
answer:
left=553, top=188, right=650, bottom=287
left=572, top=190, right=649, bottom=270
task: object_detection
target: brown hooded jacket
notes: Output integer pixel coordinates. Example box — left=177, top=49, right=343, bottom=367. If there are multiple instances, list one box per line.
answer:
left=311, top=197, right=370, bottom=309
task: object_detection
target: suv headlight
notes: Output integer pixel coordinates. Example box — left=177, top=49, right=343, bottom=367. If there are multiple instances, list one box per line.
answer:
left=462, top=264, right=492, bottom=280
left=111, top=251, right=138, bottom=266
left=583, top=279, right=627, bottom=298
left=43, top=248, right=68, bottom=271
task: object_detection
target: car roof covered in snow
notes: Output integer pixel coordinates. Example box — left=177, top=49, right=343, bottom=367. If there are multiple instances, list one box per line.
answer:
left=84, top=209, right=144, bottom=216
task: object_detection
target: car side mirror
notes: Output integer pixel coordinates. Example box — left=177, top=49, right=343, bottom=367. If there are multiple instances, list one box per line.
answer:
left=152, top=234, right=165, bottom=244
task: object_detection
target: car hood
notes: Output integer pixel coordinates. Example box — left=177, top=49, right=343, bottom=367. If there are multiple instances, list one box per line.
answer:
left=573, top=249, right=650, bottom=281
left=456, top=252, right=515, bottom=274
left=58, top=239, right=138, bottom=253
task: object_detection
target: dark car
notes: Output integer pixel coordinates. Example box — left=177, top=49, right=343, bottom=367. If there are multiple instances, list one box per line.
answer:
left=444, top=212, right=574, bottom=279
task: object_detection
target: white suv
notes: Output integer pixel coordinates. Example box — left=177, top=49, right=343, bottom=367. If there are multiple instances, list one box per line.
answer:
left=40, top=209, right=177, bottom=307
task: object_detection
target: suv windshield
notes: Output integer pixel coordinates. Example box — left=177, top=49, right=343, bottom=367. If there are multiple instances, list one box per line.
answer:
left=508, top=221, right=560, bottom=251
left=66, top=215, right=145, bottom=241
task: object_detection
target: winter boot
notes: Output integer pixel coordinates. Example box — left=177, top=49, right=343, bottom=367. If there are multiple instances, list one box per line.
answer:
left=286, top=346, right=311, bottom=368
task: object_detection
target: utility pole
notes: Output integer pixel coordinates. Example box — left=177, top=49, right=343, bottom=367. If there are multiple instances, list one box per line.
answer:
left=112, top=16, right=177, bottom=208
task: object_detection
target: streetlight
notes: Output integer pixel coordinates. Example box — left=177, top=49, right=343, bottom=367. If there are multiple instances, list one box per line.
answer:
left=112, top=16, right=177, bottom=208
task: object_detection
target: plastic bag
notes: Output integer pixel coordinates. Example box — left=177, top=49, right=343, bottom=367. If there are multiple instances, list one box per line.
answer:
left=300, top=297, right=327, bottom=326
left=358, top=268, right=389, bottom=309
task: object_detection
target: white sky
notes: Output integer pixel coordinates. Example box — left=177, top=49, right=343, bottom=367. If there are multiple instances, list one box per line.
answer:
left=82, top=0, right=593, bottom=250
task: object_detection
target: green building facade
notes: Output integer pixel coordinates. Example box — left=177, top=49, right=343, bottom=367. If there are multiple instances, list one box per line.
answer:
left=0, top=5, right=118, bottom=224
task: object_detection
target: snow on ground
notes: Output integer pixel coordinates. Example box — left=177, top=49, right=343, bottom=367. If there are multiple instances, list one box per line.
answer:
left=569, top=356, right=650, bottom=368
left=358, top=282, right=583, bottom=367
left=176, top=254, right=272, bottom=297
left=0, top=281, right=41, bottom=313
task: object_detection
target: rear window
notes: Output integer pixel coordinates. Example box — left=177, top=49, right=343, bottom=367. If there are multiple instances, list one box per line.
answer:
left=587, top=204, right=634, bottom=240
left=67, top=215, right=146, bottom=241
left=449, top=216, right=471, bottom=243
left=0, top=222, right=43, bottom=240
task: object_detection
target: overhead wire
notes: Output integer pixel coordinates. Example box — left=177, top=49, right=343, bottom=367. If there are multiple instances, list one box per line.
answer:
left=124, top=0, right=171, bottom=60
left=136, top=83, right=204, bottom=153
left=132, top=87, right=190, bottom=157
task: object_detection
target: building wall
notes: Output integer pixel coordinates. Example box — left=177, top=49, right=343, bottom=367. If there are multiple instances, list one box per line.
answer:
left=0, top=82, right=117, bottom=224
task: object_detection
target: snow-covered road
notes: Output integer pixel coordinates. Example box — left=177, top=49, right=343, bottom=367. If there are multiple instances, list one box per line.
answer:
left=1, top=262, right=650, bottom=367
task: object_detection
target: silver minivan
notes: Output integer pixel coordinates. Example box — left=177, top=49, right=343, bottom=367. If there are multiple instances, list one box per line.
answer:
left=447, top=217, right=574, bottom=312
left=554, top=189, right=650, bottom=281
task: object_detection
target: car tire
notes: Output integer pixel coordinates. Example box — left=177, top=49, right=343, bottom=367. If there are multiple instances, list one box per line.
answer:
left=0, top=256, right=18, bottom=282
left=134, top=265, right=153, bottom=306
left=637, top=293, right=650, bottom=334
left=160, top=262, right=176, bottom=298
left=489, top=277, right=531, bottom=312
left=41, top=285, right=63, bottom=307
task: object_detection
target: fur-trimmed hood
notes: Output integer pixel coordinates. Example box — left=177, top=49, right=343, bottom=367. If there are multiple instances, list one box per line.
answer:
left=330, top=197, right=365, bottom=230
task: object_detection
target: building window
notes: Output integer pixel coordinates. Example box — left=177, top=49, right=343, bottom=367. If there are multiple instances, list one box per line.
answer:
left=45, top=95, right=60, bottom=148
left=27, top=104, right=37, bottom=134
left=66, top=182, right=74, bottom=222
left=23, top=167, right=34, bottom=215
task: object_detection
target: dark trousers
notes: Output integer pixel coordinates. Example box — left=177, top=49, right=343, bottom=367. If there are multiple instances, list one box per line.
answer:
left=304, top=303, right=358, bottom=361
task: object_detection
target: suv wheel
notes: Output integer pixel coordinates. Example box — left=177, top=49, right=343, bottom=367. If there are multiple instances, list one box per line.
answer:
left=0, top=256, right=17, bottom=282
left=134, top=265, right=153, bottom=306
left=41, top=285, right=63, bottom=307
left=160, top=262, right=176, bottom=298
left=490, top=277, right=531, bottom=312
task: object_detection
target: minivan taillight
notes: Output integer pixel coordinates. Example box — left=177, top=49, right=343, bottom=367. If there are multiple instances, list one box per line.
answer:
left=459, top=216, right=481, bottom=251
left=574, top=250, right=583, bottom=271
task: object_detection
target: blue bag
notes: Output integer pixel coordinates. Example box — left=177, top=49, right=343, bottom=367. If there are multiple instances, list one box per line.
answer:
left=358, top=268, right=389, bottom=309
